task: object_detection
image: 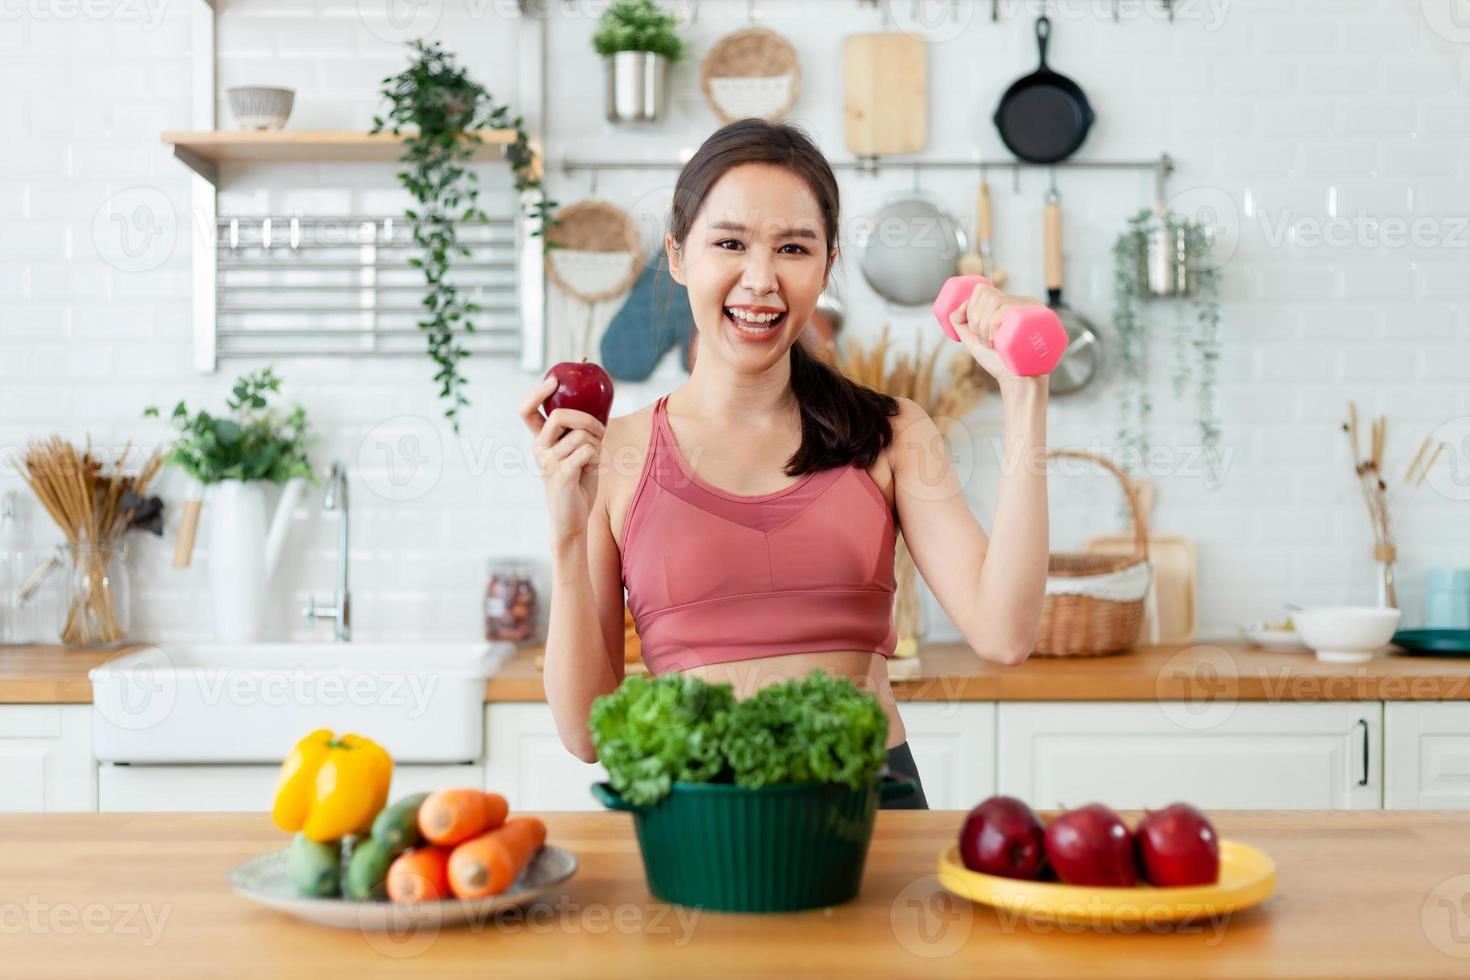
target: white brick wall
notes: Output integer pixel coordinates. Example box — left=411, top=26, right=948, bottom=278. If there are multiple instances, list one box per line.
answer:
left=2, top=0, right=1467, bottom=647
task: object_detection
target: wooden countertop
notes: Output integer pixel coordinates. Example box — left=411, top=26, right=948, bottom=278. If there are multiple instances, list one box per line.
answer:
left=8, top=641, right=1470, bottom=705
left=0, top=644, right=138, bottom=703
left=3, top=809, right=1468, bottom=978
left=487, top=641, right=1470, bottom=702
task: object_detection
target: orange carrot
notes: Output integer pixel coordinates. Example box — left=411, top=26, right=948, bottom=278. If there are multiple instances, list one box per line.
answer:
left=418, top=789, right=508, bottom=846
left=386, top=847, right=453, bottom=903
left=448, top=816, right=548, bottom=899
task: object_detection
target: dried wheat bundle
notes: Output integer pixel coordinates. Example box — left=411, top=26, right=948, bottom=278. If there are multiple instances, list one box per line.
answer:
left=835, top=323, right=988, bottom=435
left=1340, top=402, right=1447, bottom=602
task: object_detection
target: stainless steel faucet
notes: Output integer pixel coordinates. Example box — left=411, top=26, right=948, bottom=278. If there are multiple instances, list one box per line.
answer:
left=304, top=461, right=351, bottom=641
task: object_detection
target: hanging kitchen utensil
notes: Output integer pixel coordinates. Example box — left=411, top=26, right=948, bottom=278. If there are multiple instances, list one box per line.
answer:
left=544, top=200, right=644, bottom=364
left=1043, top=187, right=1100, bottom=395
left=844, top=32, right=927, bottom=158
left=859, top=194, right=968, bottom=307
left=956, top=178, right=1010, bottom=290
left=956, top=181, right=985, bottom=278
left=701, top=27, right=801, bottom=123
left=993, top=14, right=1095, bottom=164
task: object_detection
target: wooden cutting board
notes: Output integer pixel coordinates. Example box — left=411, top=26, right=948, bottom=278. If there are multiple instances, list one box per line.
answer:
left=1086, top=479, right=1197, bottom=645
left=843, top=33, right=927, bottom=156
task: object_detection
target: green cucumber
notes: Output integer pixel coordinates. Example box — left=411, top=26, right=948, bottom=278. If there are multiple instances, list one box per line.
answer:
left=344, top=837, right=394, bottom=901
left=370, top=792, right=430, bottom=855
left=287, top=832, right=342, bottom=898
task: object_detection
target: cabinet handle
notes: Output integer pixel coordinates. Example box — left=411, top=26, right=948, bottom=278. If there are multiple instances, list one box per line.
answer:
left=1357, top=718, right=1370, bottom=787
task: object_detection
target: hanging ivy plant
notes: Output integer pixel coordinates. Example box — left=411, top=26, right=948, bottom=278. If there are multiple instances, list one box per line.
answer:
left=372, top=39, right=559, bottom=432
left=1111, top=209, right=1223, bottom=486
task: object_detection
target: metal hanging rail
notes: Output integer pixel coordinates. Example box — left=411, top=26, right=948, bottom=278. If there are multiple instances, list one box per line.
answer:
left=556, top=154, right=1175, bottom=200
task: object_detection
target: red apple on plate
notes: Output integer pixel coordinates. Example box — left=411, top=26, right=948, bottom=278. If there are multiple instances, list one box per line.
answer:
left=1135, top=803, right=1220, bottom=887
left=542, top=358, right=614, bottom=426
left=1043, top=803, right=1137, bottom=887
left=958, top=795, right=1046, bottom=880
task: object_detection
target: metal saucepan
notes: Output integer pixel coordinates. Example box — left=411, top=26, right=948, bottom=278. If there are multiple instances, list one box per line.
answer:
left=993, top=15, right=1096, bottom=164
left=1043, top=188, right=1100, bottom=396
left=859, top=195, right=969, bottom=307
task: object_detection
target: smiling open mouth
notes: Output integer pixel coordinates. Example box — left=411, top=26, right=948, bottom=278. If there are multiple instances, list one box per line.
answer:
left=724, top=307, right=787, bottom=335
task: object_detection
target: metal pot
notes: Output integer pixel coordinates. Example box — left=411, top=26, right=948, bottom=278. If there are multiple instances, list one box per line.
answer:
left=605, top=52, right=669, bottom=124
left=1139, top=222, right=1199, bottom=299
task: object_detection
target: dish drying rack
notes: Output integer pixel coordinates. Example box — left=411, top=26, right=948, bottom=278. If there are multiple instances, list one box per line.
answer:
left=210, top=214, right=523, bottom=360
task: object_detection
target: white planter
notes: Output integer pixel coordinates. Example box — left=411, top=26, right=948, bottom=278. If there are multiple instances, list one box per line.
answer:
left=205, top=478, right=303, bottom=641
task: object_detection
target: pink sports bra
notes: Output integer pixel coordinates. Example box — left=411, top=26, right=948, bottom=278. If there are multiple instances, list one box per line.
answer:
left=620, top=394, right=898, bottom=676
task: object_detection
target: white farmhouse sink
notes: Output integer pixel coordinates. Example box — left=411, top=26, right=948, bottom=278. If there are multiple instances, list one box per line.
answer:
left=90, top=642, right=510, bottom=765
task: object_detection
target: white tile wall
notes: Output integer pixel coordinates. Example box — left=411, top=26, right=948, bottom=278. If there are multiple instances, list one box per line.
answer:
left=1, top=0, right=1468, bottom=647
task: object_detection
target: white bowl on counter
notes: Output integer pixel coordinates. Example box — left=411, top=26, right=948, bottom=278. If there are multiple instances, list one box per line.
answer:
left=1290, top=606, right=1402, bottom=663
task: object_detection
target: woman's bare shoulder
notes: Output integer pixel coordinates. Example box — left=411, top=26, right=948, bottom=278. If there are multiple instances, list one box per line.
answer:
left=604, top=401, right=656, bottom=454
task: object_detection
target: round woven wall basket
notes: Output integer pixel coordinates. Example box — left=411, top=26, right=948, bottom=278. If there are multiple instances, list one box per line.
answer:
left=544, top=200, right=643, bottom=304
left=700, top=27, right=801, bottom=123
left=1034, top=450, right=1152, bottom=657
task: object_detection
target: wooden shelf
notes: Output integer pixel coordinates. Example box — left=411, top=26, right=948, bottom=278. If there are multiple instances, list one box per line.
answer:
left=162, top=129, right=524, bottom=185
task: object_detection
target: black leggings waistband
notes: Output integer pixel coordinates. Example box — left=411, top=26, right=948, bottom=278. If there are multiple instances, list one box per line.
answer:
left=881, top=740, right=930, bottom=810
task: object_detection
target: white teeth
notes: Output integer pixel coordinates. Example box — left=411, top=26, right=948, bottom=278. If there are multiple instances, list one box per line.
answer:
left=728, top=307, right=783, bottom=324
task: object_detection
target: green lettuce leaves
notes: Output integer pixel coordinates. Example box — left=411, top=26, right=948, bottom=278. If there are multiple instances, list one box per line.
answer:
left=588, top=669, right=889, bottom=806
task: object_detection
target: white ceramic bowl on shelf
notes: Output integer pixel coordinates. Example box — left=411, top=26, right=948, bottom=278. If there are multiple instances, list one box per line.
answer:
left=227, top=86, right=294, bottom=130
left=1291, top=606, right=1402, bottom=663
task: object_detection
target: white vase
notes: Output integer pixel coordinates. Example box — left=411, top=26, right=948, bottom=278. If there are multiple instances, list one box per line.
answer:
left=205, top=478, right=304, bottom=641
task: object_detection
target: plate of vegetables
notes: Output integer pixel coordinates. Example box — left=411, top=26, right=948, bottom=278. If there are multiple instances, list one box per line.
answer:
left=229, top=730, right=576, bottom=929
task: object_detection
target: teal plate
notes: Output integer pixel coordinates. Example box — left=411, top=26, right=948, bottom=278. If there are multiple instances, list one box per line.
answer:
left=1392, top=629, right=1470, bottom=657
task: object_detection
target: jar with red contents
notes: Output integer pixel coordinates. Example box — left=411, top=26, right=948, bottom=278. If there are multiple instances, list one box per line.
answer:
left=484, top=559, right=538, bottom=644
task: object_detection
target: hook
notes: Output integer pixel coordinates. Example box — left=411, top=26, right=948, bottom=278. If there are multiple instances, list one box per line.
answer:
left=911, top=164, right=921, bottom=194
left=589, top=167, right=599, bottom=198
left=686, top=0, right=699, bottom=27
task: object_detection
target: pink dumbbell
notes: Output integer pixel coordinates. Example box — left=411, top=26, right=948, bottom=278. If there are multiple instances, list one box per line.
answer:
left=931, top=275, right=1067, bottom=377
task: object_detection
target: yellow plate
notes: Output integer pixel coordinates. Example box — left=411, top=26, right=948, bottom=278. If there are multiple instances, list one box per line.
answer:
left=937, top=840, right=1275, bottom=926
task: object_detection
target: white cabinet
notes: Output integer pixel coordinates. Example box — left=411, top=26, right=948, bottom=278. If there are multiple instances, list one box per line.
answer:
left=97, top=763, right=482, bottom=812
left=484, top=703, right=609, bottom=811
left=0, top=705, right=94, bottom=812
left=1385, top=702, right=1470, bottom=809
left=998, top=702, right=1382, bottom=810
left=896, top=701, right=995, bottom=810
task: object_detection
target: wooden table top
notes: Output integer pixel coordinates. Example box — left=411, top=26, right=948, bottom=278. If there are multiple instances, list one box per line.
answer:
left=2, top=809, right=1468, bottom=978
left=7, top=640, right=1470, bottom=705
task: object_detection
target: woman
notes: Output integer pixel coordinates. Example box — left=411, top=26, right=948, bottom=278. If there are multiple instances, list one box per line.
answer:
left=519, top=119, right=1051, bottom=809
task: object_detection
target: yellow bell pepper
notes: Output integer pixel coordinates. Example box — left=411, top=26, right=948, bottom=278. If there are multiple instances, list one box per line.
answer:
left=271, top=729, right=393, bottom=842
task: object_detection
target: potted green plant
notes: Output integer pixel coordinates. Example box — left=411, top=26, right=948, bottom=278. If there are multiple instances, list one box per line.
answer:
left=372, top=40, right=557, bottom=432
left=594, top=0, right=685, bottom=123
left=144, top=368, right=316, bottom=641
left=1112, top=209, right=1223, bottom=486
left=587, top=670, right=915, bottom=913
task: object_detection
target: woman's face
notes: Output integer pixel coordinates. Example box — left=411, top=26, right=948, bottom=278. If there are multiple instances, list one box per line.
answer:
left=667, top=162, right=834, bottom=372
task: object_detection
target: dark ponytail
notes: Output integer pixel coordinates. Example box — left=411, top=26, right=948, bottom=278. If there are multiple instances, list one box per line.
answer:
left=669, top=118, right=900, bottom=478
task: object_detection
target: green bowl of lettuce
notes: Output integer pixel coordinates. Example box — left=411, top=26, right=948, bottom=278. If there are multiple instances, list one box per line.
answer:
left=588, top=670, right=917, bottom=912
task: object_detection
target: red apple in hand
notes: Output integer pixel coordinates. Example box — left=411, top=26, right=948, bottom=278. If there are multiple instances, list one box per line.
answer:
left=958, top=796, right=1046, bottom=880
left=542, top=358, right=614, bottom=425
left=1043, top=803, right=1137, bottom=887
left=1135, top=803, right=1220, bottom=887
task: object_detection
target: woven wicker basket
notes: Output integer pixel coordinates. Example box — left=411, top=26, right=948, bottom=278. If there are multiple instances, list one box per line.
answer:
left=1034, top=450, right=1150, bottom=657
left=700, top=27, right=801, bottom=123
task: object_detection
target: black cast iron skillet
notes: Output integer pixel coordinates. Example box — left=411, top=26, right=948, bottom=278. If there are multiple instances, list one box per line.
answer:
left=993, top=15, right=1096, bottom=164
